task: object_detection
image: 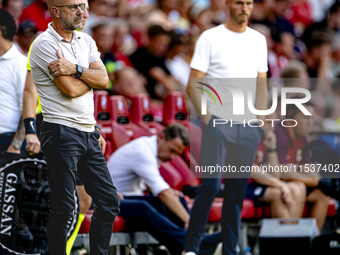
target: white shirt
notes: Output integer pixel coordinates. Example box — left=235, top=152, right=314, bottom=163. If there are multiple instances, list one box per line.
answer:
left=190, top=24, right=268, bottom=121
left=0, top=45, right=27, bottom=134
left=30, top=23, right=101, bottom=132
left=166, top=55, right=191, bottom=87
left=108, top=135, right=170, bottom=197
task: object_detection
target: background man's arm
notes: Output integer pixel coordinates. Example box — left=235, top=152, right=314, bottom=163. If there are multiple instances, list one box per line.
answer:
left=158, top=188, right=190, bottom=228
left=256, top=72, right=268, bottom=122
left=22, top=71, right=41, bottom=154
left=186, top=69, right=210, bottom=124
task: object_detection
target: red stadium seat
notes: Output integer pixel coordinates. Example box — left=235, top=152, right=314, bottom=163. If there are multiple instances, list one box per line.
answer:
left=79, top=210, right=127, bottom=234
left=163, top=92, right=189, bottom=128
left=104, top=140, right=114, bottom=161
left=159, top=162, right=185, bottom=191
left=94, top=90, right=111, bottom=121
left=241, top=199, right=256, bottom=219
left=130, top=94, right=164, bottom=134
left=326, top=198, right=337, bottom=217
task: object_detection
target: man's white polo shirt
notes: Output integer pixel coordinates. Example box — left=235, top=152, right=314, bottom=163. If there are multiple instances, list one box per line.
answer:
left=108, top=135, right=170, bottom=196
left=30, top=23, right=101, bottom=132
left=0, top=45, right=27, bottom=134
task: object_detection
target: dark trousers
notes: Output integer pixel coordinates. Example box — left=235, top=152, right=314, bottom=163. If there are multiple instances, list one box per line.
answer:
left=120, top=195, right=221, bottom=255
left=40, top=122, right=120, bottom=255
left=184, top=117, right=262, bottom=255
left=0, top=132, right=15, bottom=152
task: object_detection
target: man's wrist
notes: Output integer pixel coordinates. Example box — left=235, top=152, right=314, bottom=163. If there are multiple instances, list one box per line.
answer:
left=266, top=148, right=277, bottom=153
left=24, top=118, right=37, bottom=135
left=11, top=140, right=22, bottom=150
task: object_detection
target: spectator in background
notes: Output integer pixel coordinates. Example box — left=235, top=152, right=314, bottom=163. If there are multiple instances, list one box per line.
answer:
left=112, top=19, right=136, bottom=63
left=14, top=20, right=38, bottom=56
left=190, top=6, right=215, bottom=33
left=82, top=0, right=118, bottom=35
left=2, top=0, right=23, bottom=26
left=0, top=9, right=27, bottom=153
left=130, top=25, right=179, bottom=99
left=268, top=30, right=295, bottom=78
left=286, top=0, right=313, bottom=32
left=302, top=1, right=340, bottom=49
left=304, top=31, right=332, bottom=92
left=145, top=0, right=180, bottom=31
left=281, top=60, right=310, bottom=90
left=277, top=99, right=329, bottom=231
left=247, top=111, right=306, bottom=220
left=92, top=23, right=118, bottom=91
left=165, top=32, right=188, bottom=87
left=251, top=0, right=294, bottom=37
left=19, top=0, right=52, bottom=32
left=207, top=0, right=227, bottom=24
left=113, top=67, right=147, bottom=99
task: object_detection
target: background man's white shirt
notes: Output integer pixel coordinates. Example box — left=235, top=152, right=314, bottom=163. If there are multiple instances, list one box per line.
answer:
left=108, top=135, right=170, bottom=196
left=190, top=24, right=268, bottom=121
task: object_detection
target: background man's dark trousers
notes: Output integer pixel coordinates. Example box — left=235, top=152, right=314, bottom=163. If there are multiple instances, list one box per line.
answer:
left=185, top=117, right=262, bottom=255
left=40, top=122, right=120, bottom=255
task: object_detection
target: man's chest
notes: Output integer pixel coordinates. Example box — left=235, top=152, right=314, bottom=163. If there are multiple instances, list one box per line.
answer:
left=58, top=42, right=90, bottom=68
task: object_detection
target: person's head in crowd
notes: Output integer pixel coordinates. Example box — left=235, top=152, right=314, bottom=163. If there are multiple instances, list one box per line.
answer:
left=2, top=0, right=23, bottom=25
left=250, top=0, right=266, bottom=22
left=191, top=7, right=215, bottom=32
left=113, top=20, right=136, bottom=55
left=147, top=25, right=171, bottom=58
left=272, top=30, right=295, bottom=59
left=306, top=31, right=332, bottom=62
left=82, top=1, right=89, bottom=28
left=157, top=123, right=189, bottom=162
left=0, top=9, right=17, bottom=43
left=167, top=32, right=186, bottom=59
left=16, top=20, right=38, bottom=53
left=92, top=23, right=114, bottom=55
left=286, top=96, right=315, bottom=138
left=157, top=0, right=179, bottom=14
left=327, top=0, right=340, bottom=31
left=88, top=0, right=117, bottom=17
left=114, top=67, right=147, bottom=97
left=227, top=0, right=253, bottom=25
left=282, top=60, right=310, bottom=90
left=251, top=23, right=273, bottom=50
left=274, top=0, right=290, bottom=17
left=47, top=0, right=84, bottom=31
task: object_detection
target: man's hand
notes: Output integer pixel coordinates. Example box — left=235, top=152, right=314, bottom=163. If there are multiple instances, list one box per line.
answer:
left=98, top=133, right=106, bottom=154
left=117, top=192, right=124, bottom=200
left=48, top=50, right=77, bottom=78
left=7, top=145, right=21, bottom=154
left=172, top=189, right=184, bottom=199
left=26, top=134, right=41, bottom=155
left=280, top=182, right=294, bottom=207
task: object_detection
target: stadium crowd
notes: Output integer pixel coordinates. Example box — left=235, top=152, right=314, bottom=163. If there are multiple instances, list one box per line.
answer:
left=1, top=0, right=340, bottom=254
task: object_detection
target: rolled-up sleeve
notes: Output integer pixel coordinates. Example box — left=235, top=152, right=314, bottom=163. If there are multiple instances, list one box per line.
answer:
left=134, top=153, right=170, bottom=197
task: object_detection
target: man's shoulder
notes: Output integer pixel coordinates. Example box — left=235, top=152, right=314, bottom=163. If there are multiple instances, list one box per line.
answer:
left=30, top=32, right=58, bottom=53
left=245, top=27, right=266, bottom=41
left=200, top=25, right=224, bottom=39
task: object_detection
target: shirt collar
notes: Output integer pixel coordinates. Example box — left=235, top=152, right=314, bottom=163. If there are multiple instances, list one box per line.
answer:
left=46, top=22, right=82, bottom=43
left=0, top=44, right=19, bottom=60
